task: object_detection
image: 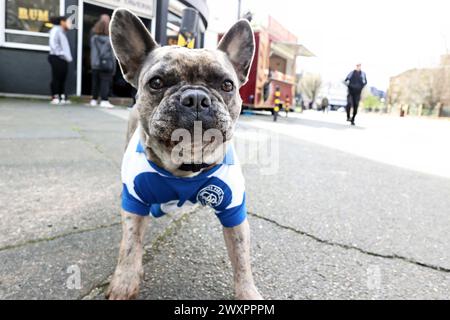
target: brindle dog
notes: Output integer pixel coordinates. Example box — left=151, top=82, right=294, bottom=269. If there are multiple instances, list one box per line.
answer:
left=105, top=8, right=261, bottom=300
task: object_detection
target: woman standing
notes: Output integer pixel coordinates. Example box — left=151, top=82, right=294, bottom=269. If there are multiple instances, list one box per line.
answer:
left=90, top=15, right=116, bottom=108
left=48, top=16, right=73, bottom=105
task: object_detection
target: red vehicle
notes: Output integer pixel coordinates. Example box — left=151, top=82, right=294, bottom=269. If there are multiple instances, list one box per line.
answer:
left=229, top=17, right=314, bottom=111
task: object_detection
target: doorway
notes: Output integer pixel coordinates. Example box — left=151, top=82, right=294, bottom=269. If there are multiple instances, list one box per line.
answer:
left=81, top=3, right=152, bottom=98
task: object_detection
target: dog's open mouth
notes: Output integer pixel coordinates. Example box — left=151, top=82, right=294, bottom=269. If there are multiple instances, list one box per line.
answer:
left=178, top=162, right=213, bottom=172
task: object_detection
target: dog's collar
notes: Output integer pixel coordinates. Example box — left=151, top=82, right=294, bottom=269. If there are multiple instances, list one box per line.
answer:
left=136, top=141, right=235, bottom=167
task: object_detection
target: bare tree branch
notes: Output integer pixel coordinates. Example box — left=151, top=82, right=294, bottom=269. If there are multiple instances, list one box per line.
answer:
left=299, top=73, right=322, bottom=105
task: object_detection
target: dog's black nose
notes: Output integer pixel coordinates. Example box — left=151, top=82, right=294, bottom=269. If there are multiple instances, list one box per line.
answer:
left=180, top=89, right=211, bottom=109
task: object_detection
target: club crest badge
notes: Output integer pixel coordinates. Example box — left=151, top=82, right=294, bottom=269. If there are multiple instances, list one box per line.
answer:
left=197, top=185, right=224, bottom=208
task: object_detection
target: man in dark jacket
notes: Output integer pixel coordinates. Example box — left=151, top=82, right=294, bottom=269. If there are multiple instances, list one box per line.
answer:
left=345, top=63, right=367, bottom=125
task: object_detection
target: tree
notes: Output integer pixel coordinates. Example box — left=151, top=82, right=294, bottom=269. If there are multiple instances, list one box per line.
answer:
left=423, top=68, right=444, bottom=112
left=362, top=94, right=382, bottom=111
left=405, top=68, right=443, bottom=111
left=388, top=65, right=447, bottom=116
left=299, top=73, right=322, bottom=107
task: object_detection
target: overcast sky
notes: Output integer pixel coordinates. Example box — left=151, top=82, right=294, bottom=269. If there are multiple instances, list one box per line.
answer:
left=207, top=0, right=450, bottom=90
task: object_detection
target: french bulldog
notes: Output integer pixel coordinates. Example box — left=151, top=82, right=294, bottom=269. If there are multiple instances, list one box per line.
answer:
left=105, top=8, right=261, bottom=300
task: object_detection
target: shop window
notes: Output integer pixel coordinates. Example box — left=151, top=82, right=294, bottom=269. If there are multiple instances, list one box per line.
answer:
left=2, top=0, right=63, bottom=50
left=6, top=33, right=49, bottom=46
left=166, top=10, right=205, bottom=48
left=167, top=11, right=181, bottom=46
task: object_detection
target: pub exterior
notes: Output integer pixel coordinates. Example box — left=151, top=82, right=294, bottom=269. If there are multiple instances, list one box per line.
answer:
left=0, top=0, right=208, bottom=98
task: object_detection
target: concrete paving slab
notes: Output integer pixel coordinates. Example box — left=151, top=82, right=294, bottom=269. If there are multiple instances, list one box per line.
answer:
left=0, top=211, right=185, bottom=300
left=237, top=117, right=450, bottom=270
left=0, top=160, right=121, bottom=248
left=0, top=100, right=127, bottom=248
left=89, top=208, right=450, bottom=300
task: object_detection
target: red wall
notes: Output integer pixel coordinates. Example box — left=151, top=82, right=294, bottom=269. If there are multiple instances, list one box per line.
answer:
left=239, top=32, right=259, bottom=105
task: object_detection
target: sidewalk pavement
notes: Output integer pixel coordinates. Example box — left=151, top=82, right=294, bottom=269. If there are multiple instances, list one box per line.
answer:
left=1, top=99, right=449, bottom=300
left=0, top=99, right=180, bottom=299
left=249, top=109, right=450, bottom=179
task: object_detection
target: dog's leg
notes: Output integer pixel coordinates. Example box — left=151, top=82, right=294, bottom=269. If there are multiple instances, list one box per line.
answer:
left=106, top=210, right=149, bottom=300
left=223, top=218, right=263, bottom=300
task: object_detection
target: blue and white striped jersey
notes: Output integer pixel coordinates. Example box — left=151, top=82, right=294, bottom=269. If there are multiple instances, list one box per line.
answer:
left=121, top=127, right=247, bottom=228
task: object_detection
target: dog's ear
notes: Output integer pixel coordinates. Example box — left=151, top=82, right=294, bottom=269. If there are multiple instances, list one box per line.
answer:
left=218, top=19, right=255, bottom=86
left=110, top=8, right=158, bottom=87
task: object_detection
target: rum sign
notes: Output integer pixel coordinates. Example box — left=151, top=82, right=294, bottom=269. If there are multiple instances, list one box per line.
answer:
left=17, top=7, right=49, bottom=22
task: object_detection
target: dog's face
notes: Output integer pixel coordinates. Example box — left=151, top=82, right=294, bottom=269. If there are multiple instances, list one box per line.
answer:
left=110, top=9, right=255, bottom=175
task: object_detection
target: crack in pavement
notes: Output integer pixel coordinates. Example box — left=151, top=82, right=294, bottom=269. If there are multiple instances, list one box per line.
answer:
left=74, top=128, right=121, bottom=170
left=84, top=206, right=450, bottom=299
left=0, top=222, right=121, bottom=253
left=248, top=211, right=450, bottom=273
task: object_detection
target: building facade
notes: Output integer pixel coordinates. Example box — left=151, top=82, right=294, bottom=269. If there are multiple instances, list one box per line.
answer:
left=0, top=0, right=208, bottom=98
left=388, top=54, right=450, bottom=117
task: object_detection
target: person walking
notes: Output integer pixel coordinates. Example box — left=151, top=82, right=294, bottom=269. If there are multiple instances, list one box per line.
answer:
left=90, top=14, right=116, bottom=108
left=48, top=16, right=73, bottom=105
left=321, top=97, right=329, bottom=113
left=345, top=63, right=367, bottom=125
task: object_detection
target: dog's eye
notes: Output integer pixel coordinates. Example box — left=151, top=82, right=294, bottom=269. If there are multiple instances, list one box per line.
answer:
left=149, top=77, right=164, bottom=90
left=221, top=80, right=234, bottom=92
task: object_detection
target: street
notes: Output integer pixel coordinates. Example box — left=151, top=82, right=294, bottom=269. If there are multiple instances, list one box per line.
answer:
left=0, top=98, right=449, bottom=300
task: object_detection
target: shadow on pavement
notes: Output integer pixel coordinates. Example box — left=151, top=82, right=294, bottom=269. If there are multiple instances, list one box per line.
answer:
left=242, top=112, right=365, bottom=131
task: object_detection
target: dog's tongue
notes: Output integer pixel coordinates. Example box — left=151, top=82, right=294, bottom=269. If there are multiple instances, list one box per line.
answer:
left=178, top=163, right=212, bottom=173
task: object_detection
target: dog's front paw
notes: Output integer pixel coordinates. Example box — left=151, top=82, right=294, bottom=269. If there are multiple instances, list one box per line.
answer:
left=105, top=268, right=143, bottom=300
left=235, top=284, right=263, bottom=300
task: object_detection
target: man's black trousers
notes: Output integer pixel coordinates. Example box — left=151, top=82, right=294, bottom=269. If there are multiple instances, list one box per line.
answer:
left=346, top=89, right=362, bottom=122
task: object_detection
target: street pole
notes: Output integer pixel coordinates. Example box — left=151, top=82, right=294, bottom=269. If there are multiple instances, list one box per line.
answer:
left=178, top=8, right=199, bottom=49
left=237, top=0, right=242, bottom=20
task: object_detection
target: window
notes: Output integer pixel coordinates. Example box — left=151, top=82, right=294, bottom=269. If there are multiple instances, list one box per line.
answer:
left=1, top=0, right=64, bottom=50
left=167, top=11, right=182, bottom=46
